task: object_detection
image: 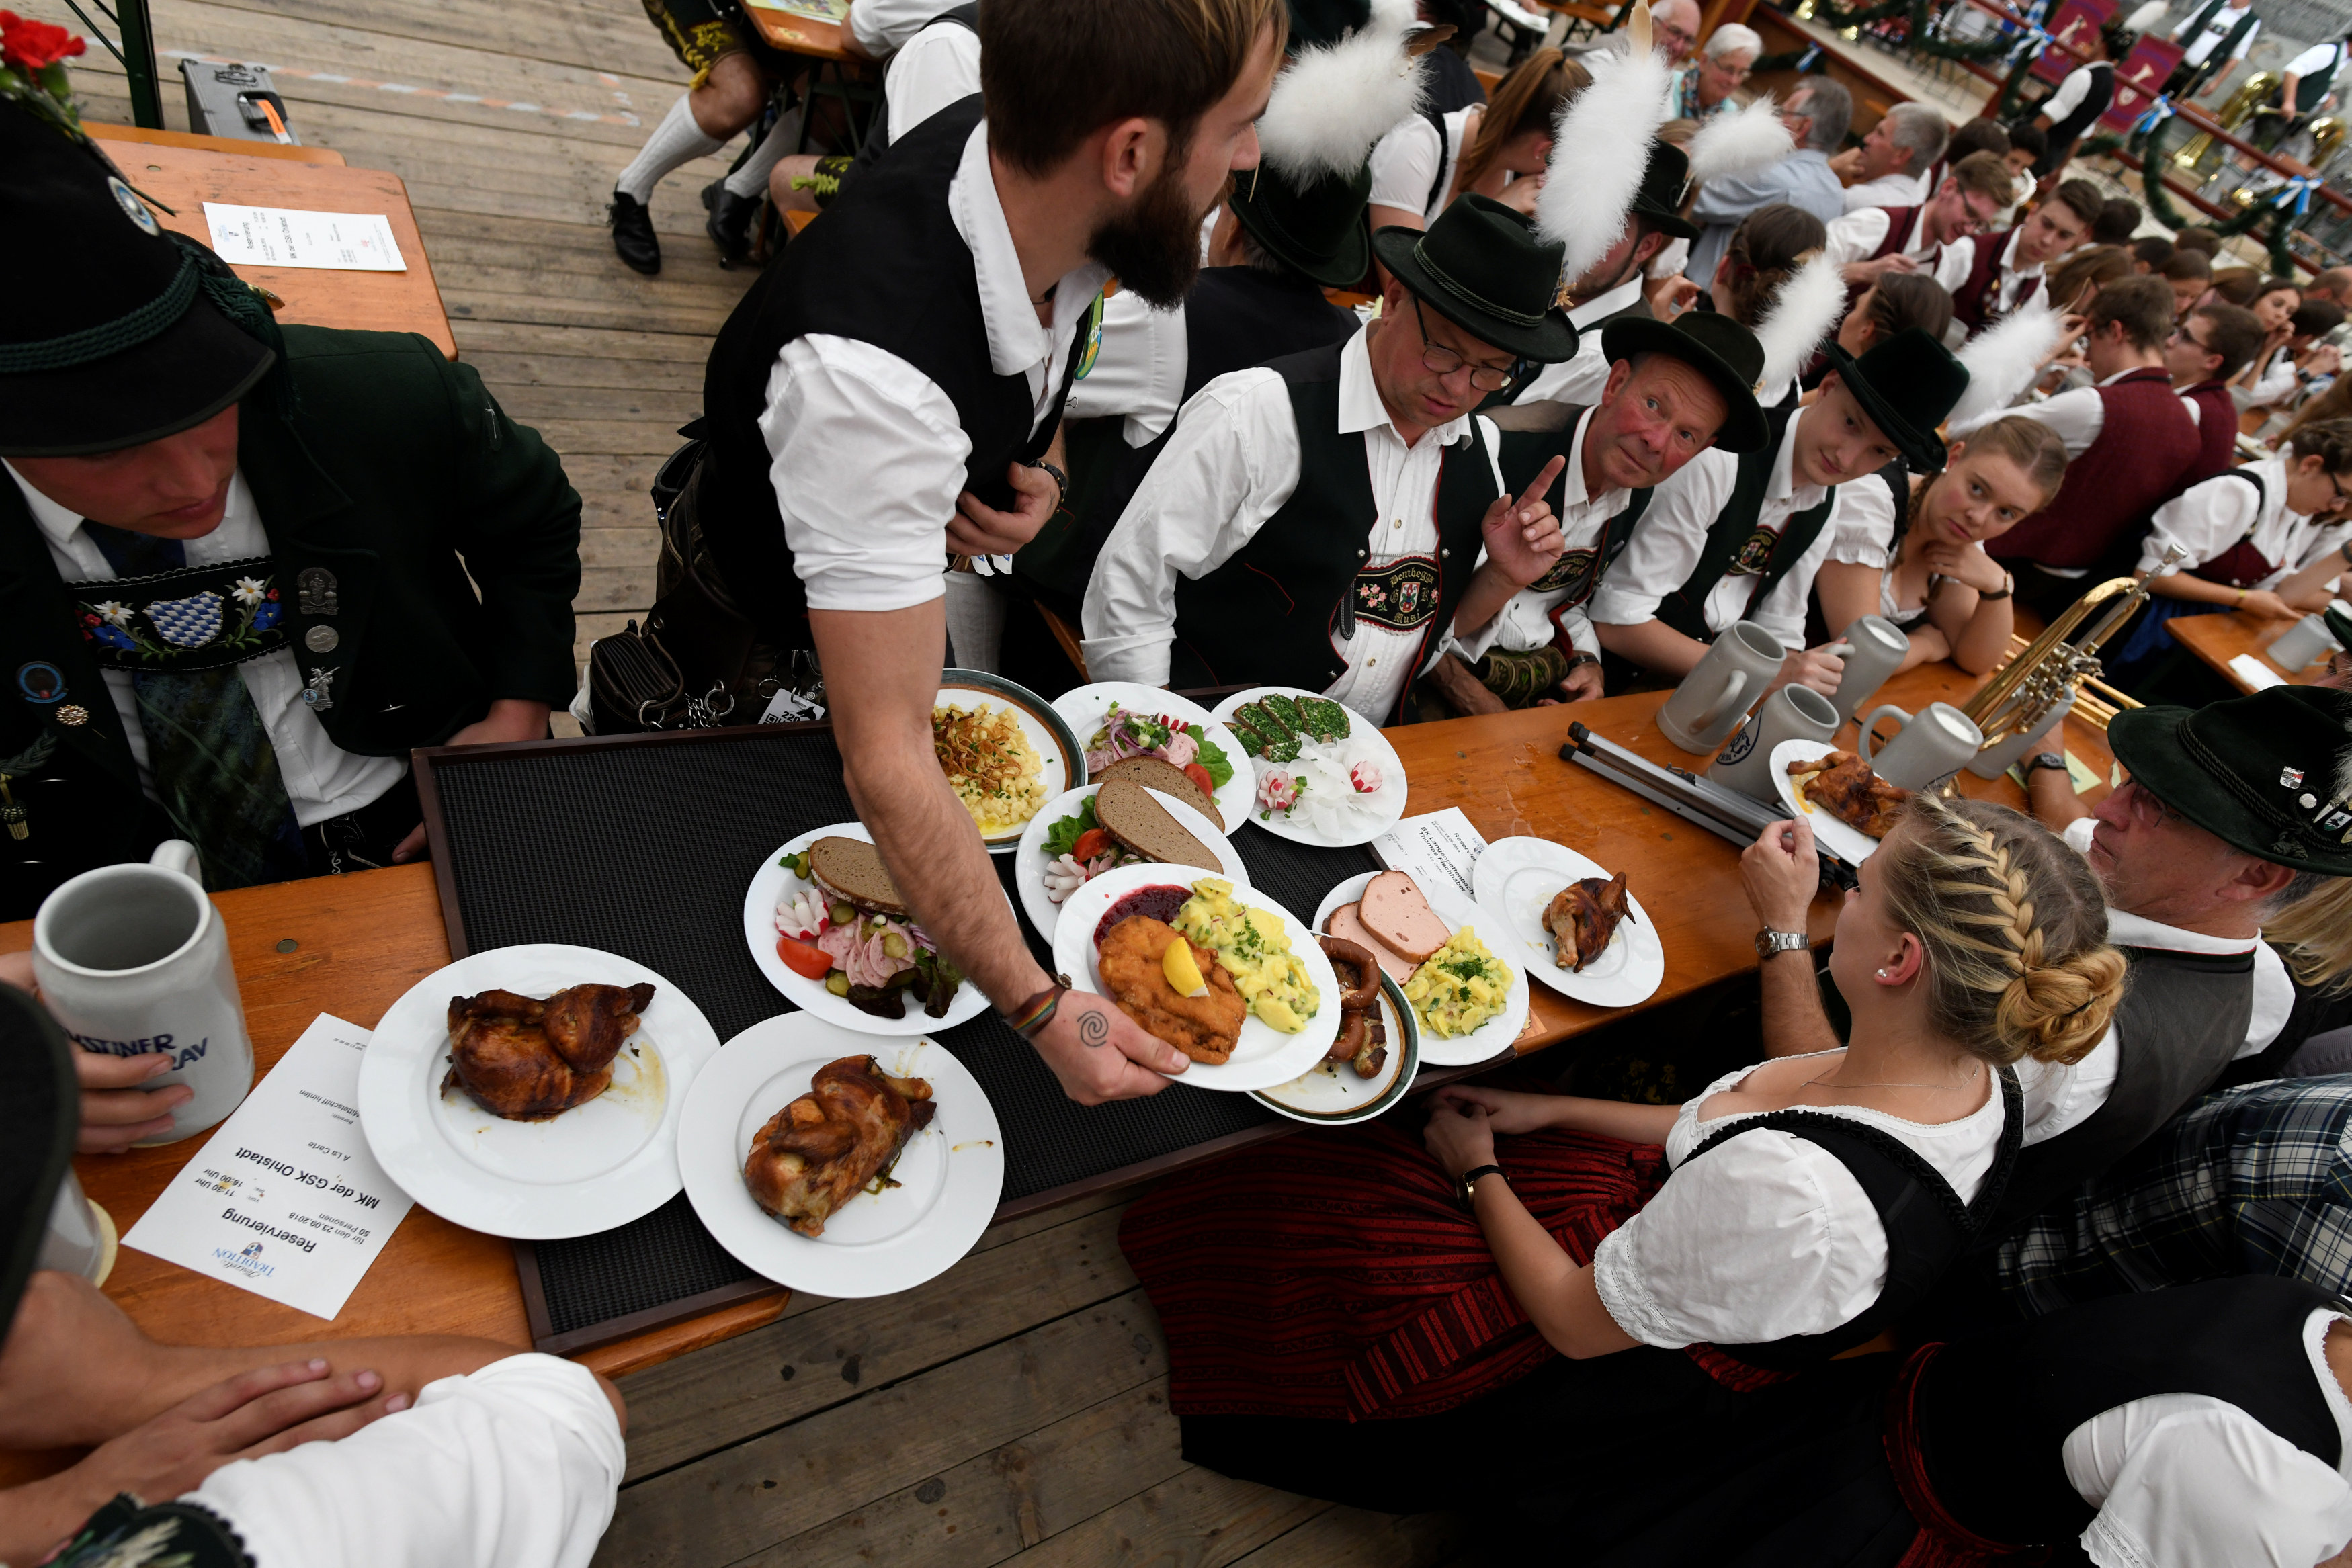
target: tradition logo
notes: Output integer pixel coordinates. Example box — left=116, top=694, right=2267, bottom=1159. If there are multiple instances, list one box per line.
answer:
left=1529, top=547, right=1599, bottom=601
left=1351, top=557, right=1442, bottom=631
left=1715, top=718, right=1759, bottom=767
left=214, top=1239, right=274, bottom=1279
left=1728, top=527, right=1779, bottom=578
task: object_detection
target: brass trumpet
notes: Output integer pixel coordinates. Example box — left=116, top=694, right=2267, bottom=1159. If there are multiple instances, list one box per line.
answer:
left=1962, top=544, right=2187, bottom=750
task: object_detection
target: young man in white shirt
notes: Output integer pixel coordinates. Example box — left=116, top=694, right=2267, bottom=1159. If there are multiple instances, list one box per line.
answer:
left=1591, top=328, right=1970, bottom=696
left=689, top=0, right=1285, bottom=1106
left=1822, top=150, right=2013, bottom=296
left=1831, top=101, right=1949, bottom=214
left=1939, top=177, right=2100, bottom=337
left=2169, top=0, right=2261, bottom=97
left=1080, top=196, right=1577, bottom=726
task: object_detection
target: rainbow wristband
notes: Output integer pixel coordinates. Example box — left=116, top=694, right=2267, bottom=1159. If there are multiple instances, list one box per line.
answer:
left=1000, top=978, right=1069, bottom=1039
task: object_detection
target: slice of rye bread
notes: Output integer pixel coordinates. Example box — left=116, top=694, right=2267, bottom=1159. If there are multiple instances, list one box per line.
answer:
left=808, top=837, right=910, bottom=918
left=1359, top=871, right=1451, bottom=961
left=1095, top=778, right=1220, bottom=869
left=1323, top=902, right=1418, bottom=984
left=1094, top=756, right=1215, bottom=818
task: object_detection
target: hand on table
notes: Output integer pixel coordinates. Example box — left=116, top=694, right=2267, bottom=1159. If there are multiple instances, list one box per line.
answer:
left=1742, top=815, right=1820, bottom=932
left=1915, top=538, right=2007, bottom=596
left=949, top=460, right=1060, bottom=558
left=1479, top=455, right=1567, bottom=587
left=2239, top=588, right=2298, bottom=620
left=0, top=953, right=190, bottom=1151
left=1434, top=1084, right=1561, bottom=1137
left=1029, top=989, right=1188, bottom=1104
left=390, top=699, right=551, bottom=862
left=1767, top=643, right=1847, bottom=698
left=1553, top=660, right=1605, bottom=703
left=1422, top=1093, right=1497, bottom=1179
left=1431, top=652, right=1509, bottom=716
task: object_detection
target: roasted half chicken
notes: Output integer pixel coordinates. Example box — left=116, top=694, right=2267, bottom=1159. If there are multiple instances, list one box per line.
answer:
left=1792, top=750, right=1910, bottom=838
left=1544, top=872, right=1637, bottom=972
left=445, top=982, right=657, bottom=1120
left=744, top=1055, right=937, bottom=1237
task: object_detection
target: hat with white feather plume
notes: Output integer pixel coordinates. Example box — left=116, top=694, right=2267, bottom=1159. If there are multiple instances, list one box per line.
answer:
left=2109, top=686, right=2352, bottom=874
left=1537, top=1, right=1676, bottom=287
left=1684, top=95, right=1795, bottom=188
left=1749, top=251, right=1844, bottom=393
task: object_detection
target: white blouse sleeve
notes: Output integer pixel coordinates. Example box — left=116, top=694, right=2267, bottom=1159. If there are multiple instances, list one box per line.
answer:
left=1825, top=472, right=1900, bottom=566
left=1589, top=1125, right=1889, bottom=1348
left=2070, top=1401, right=2352, bottom=1568
left=1367, top=115, right=1443, bottom=218
left=185, top=1354, right=625, bottom=1568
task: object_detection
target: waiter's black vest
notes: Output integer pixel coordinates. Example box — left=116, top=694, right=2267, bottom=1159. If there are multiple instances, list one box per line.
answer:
left=1655, top=402, right=1838, bottom=642
left=1918, top=1276, right=2341, bottom=1546
left=843, top=2, right=980, bottom=185
left=2044, top=62, right=2114, bottom=160
left=2290, top=44, right=2347, bottom=112
left=1976, top=943, right=2257, bottom=1241
left=697, top=95, right=1074, bottom=645
left=2179, top=0, right=2259, bottom=79
left=1166, top=339, right=1497, bottom=721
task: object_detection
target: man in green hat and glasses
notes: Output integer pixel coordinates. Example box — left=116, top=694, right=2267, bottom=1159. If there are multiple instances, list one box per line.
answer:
left=1081, top=195, right=1578, bottom=725
left=0, top=105, right=582, bottom=921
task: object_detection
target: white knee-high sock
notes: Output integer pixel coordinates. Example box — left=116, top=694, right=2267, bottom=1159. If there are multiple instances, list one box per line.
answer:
left=616, top=94, right=724, bottom=203
left=722, top=104, right=803, bottom=197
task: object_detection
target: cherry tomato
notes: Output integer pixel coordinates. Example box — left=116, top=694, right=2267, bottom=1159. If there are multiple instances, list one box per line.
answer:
left=775, top=933, right=834, bottom=980
left=1183, top=763, right=1215, bottom=797
left=1071, top=827, right=1114, bottom=862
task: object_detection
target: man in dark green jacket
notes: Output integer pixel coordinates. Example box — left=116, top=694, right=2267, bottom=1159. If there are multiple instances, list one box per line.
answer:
left=0, top=104, right=581, bottom=921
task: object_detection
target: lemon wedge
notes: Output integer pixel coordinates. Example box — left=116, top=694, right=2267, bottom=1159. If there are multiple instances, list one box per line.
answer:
left=1162, top=937, right=1210, bottom=998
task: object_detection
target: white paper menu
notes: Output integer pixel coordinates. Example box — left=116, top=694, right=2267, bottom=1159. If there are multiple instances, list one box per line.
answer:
left=1372, top=808, right=1492, bottom=906
left=124, top=1014, right=414, bottom=1321
left=202, top=204, right=407, bottom=271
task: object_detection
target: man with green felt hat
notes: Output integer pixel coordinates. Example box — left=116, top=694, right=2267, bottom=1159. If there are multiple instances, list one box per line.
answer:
left=0, top=98, right=583, bottom=920
left=1081, top=193, right=1580, bottom=726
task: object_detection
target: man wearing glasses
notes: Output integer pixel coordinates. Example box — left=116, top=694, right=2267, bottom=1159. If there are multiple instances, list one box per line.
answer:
left=1820, top=149, right=2015, bottom=296
left=1990, top=687, right=2352, bottom=1237
left=2165, top=302, right=2266, bottom=484
left=1081, top=197, right=1574, bottom=724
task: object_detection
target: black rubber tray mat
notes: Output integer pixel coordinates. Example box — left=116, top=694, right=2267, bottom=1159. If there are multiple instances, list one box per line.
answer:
left=415, top=725, right=1377, bottom=1350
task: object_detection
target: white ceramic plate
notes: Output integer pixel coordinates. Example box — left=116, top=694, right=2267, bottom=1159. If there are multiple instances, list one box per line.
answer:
left=1208, top=686, right=1409, bottom=848
left=1013, top=784, right=1247, bottom=945
left=1313, top=870, right=1528, bottom=1068
left=1471, top=837, right=1665, bottom=1008
left=355, top=943, right=721, bottom=1240
left=1771, top=739, right=1883, bottom=866
left=936, top=670, right=1083, bottom=854
left=1052, top=863, right=1340, bottom=1092
left=1050, top=681, right=1253, bottom=834
left=677, top=1015, right=1004, bottom=1299
left=743, top=823, right=999, bottom=1035
left=1252, top=974, right=1421, bottom=1125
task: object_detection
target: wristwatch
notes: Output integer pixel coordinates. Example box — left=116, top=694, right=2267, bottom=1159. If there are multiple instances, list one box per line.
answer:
left=1754, top=928, right=1810, bottom=961
left=1978, top=572, right=2013, bottom=602
left=2024, top=751, right=2069, bottom=777
left=1458, top=1163, right=1507, bottom=1206
left=1564, top=651, right=1602, bottom=673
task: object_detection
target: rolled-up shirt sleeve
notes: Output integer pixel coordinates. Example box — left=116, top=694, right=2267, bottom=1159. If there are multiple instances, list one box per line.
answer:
left=1951, top=383, right=2103, bottom=456
left=2142, top=474, right=2257, bottom=574
left=1589, top=449, right=1733, bottom=627
left=185, top=1353, right=625, bottom=1568
left=759, top=335, right=969, bottom=613
left=1080, top=369, right=1299, bottom=685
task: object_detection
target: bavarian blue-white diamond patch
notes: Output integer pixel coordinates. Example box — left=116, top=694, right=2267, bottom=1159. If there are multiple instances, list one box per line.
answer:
left=145, top=591, right=225, bottom=648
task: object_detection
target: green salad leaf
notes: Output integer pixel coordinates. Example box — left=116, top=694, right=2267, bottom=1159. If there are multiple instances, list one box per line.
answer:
left=1042, top=795, right=1100, bottom=857
left=1189, top=730, right=1234, bottom=790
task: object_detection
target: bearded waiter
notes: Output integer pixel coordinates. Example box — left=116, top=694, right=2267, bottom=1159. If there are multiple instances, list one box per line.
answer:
left=687, top=0, right=1282, bottom=1104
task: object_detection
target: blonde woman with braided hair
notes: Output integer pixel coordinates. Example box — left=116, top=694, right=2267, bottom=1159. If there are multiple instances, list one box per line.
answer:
left=1116, top=797, right=2119, bottom=1555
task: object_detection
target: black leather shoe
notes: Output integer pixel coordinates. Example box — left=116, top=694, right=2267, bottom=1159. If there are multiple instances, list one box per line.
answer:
left=607, top=191, right=661, bottom=275
left=704, top=179, right=761, bottom=265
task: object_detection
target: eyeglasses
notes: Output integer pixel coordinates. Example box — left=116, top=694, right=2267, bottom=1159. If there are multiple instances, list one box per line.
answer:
left=1413, top=298, right=1520, bottom=393
left=2325, top=470, right=2352, bottom=509
left=1656, top=19, right=1695, bottom=46
left=2119, top=777, right=2191, bottom=832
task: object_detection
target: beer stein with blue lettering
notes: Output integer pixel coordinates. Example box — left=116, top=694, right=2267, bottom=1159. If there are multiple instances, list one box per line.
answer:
left=32, top=840, right=254, bottom=1143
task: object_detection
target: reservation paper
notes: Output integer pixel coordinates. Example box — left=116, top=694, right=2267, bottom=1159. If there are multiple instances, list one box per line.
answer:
left=124, top=1013, right=413, bottom=1320
left=202, top=204, right=407, bottom=271
left=1373, top=809, right=1491, bottom=906
left=2228, top=654, right=2288, bottom=691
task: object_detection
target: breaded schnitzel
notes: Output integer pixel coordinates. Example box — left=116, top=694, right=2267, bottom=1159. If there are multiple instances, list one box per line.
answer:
left=1098, top=914, right=1246, bottom=1064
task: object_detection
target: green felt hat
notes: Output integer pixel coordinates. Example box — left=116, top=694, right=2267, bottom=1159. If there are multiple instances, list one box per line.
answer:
left=1372, top=195, right=1580, bottom=364
left=1230, top=162, right=1372, bottom=290
left=1601, top=310, right=1769, bottom=453
left=2108, top=686, right=2352, bottom=875
left=1628, top=141, right=1700, bottom=242
left=1820, top=327, right=1970, bottom=474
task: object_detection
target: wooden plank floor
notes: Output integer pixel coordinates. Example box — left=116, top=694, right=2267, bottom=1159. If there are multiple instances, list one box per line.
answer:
left=29, top=2, right=1494, bottom=1559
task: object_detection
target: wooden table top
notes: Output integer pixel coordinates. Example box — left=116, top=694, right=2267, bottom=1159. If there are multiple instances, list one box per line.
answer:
left=740, top=2, right=861, bottom=62
left=89, top=122, right=348, bottom=167
left=2170, top=608, right=2330, bottom=693
left=0, top=659, right=2113, bottom=1444
left=99, top=142, right=454, bottom=359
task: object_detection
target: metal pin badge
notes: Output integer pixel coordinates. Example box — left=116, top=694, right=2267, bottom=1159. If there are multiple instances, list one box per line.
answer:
left=305, top=625, right=340, bottom=654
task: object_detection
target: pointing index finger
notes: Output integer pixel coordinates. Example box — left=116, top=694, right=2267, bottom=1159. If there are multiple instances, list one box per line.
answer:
left=1515, top=454, right=1567, bottom=518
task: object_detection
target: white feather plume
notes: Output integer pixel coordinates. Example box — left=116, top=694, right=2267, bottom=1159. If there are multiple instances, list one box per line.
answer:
left=1536, top=38, right=1675, bottom=284
left=1684, top=95, right=1794, bottom=187
left=1948, top=296, right=2069, bottom=427
left=2121, top=1, right=2169, bottom=35
left=1257, top=0, right=1427, bottom=183
left=1751, top=253, right=1845, bottom=392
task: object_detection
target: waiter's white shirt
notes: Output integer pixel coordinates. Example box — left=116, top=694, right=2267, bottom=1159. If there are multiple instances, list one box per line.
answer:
left=1951, top=366, right=2201, bottom=458
left=2285, top=40, right=2350, bottom=104
left=2068, top=1306, right=2352, bottom=1568
left=1840, top=165, right=1930, bottom=213
left=881, top=14, right=980, bottom=143
left=1508, top=274, right=1648, bottom=406
left=1590, top=412, right=1880, bottom=650
left=757, top=121, right=1106, bottom=613
left=1367, top=106, right=1476, bottom=225
left=186, top=1353, right=624, bottom=1568
left=5, top=462, right=405, bottom=827
left=2142, top=454, right=2352, bottom=583
left=1823, top=204, right=1970, bottom=294
left=1454, top=408, right=1632, bottom=662
left=848, top=0, right=966, bottom=56
left=1936, top=228, right=2044, bottom=324
left=2042, top=62, right=2101, bottom=125
left=1081, top=326, right=1505, bottom=723
left=2175, top=4, right=2258, bottom=68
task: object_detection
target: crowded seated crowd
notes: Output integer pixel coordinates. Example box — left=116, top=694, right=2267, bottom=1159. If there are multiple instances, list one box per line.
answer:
left=5, top=0, right=2352, bottom=1560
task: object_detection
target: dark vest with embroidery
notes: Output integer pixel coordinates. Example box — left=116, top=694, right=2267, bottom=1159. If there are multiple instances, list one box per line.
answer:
left=1656, top=403, right=1839, bottom=642
left=1977, top=943, right=2257, bottom=1240
left=1165, top=340, right=1497, bottom=722
left=2182, top=378, right=2240, bottom=483
left=1949, top=231, right=2040, bottom=333
left=1914, top=1276, right=2341, bottom=1546
left=1990, top=368, right=2200, bottom=572
left=1494, top=407, right=1651, bottom=642
left=697, top=95, right=1077, bottom=646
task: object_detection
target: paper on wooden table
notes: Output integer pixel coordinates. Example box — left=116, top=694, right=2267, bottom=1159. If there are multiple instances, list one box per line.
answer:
left=2229, top=654, right=2289, bottom=691
left=1372, top=808, right=1491, bottom=906
left=122, top=1014, right=414, bottom=1321
left=202, top=203, right=406, bottom=271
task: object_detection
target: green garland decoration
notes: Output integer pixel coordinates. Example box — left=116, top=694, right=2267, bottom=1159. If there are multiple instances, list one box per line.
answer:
left=2117, top=113, right=2304, bottom=272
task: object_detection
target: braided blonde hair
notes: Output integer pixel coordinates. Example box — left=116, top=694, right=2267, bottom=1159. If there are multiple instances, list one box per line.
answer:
left=1873, top=795, right=2128, bottom=1066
